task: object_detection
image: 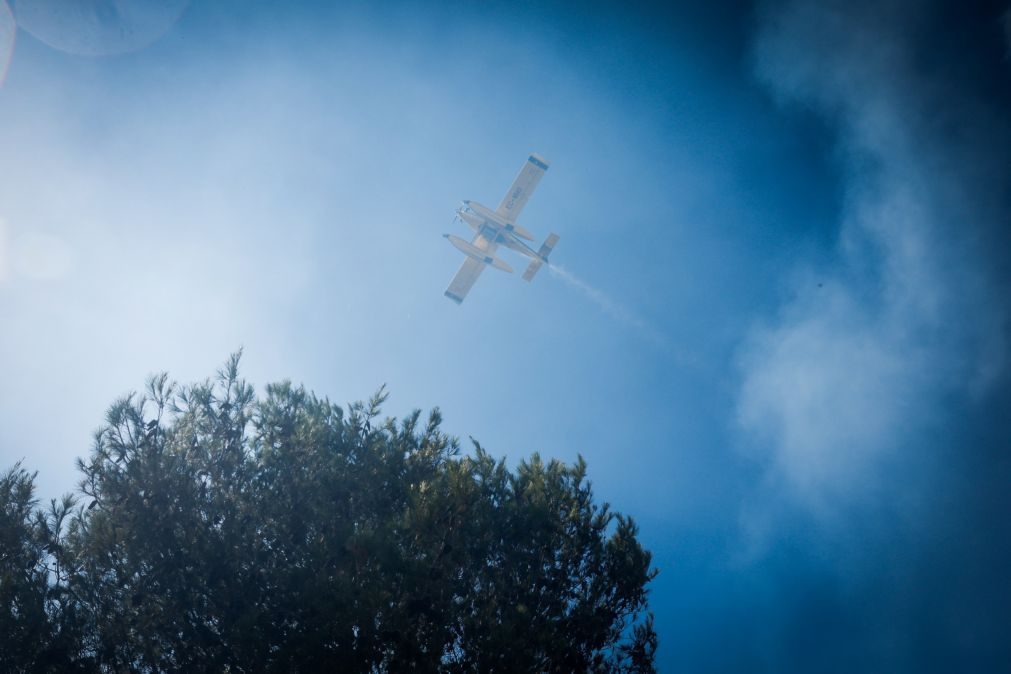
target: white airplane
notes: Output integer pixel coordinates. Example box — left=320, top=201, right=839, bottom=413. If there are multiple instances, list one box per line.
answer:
left=443, top=153, right=559, bottom=304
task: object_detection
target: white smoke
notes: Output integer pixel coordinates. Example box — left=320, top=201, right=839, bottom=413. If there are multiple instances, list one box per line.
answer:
left=548, top=263, right=668, bottom=348
left=737, top=1, right=1010, bottom=509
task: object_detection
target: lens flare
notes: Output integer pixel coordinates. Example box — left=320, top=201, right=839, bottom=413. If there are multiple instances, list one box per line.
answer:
left=0, top=1, right=14, bottom=86
left=13, top=0, right=189, bottom=57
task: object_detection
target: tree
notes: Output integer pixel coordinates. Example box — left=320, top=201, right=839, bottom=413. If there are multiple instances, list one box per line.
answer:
left=0, top=462, right=51, bottom=670
left=3, top=355, right=658, bottom=672
left=0, top=463, right=90, bottom=672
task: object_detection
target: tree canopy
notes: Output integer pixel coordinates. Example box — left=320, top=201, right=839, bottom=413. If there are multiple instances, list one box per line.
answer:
left=1, top=355, right=657, bottom=672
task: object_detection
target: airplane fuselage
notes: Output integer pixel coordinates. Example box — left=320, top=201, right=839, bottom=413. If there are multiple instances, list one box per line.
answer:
left=458, top=202, right=543, bottom=261
left=463, top=201, right=535, bottom=240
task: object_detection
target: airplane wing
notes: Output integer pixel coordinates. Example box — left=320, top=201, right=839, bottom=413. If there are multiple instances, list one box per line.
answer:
left=495, top=153, right=550, bottom=223
left=444, top=233, right=498, bottom=304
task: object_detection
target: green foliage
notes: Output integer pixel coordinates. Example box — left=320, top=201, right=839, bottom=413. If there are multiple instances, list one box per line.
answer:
left=2, top=355, right=657, bottom=671
left=0, top=463, right=90, bottom=671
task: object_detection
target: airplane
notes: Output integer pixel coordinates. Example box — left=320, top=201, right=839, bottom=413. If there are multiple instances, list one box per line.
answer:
left=443, top=153, right=559, bottom=304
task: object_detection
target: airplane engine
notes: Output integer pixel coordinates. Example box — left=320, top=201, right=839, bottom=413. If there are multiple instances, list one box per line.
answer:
left=457, top=209, right=484, bottom=231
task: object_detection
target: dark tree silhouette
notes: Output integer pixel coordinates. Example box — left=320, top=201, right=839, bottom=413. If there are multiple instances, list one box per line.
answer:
left=0, top=463, right=89, bottom=671
left=2, top=355, right=657, bottom=672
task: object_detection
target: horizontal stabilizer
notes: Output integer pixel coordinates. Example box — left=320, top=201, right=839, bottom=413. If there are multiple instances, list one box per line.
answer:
left=538, top=233, right=560, bottom=258
left=521, top=233, right=560, bottom=282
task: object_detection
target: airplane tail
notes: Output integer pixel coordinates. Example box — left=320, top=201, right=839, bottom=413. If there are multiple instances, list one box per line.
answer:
left=522, top=233, right=560, bottom=282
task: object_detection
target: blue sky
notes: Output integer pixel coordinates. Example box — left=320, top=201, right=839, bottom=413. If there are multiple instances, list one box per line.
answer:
left=2, top=1, right=1010, bottom=670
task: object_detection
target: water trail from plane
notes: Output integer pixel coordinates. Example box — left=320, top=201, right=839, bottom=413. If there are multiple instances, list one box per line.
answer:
left=547, top=264, right=668, bottom=348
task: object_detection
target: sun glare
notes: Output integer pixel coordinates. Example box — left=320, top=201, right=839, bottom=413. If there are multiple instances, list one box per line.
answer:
left=12, top=230, right=74, bottom=282
left=12, top=0, right=190, bottom=57
left=0, top=218, right=8, bottom=284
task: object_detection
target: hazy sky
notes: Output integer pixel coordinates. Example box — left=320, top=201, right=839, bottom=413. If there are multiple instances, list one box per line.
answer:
left=2, top=1, right=1009, bottom=670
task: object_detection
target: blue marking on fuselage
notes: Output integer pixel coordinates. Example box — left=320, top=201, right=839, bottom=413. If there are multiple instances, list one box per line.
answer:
left=528, top=155, right=549, bottom=170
